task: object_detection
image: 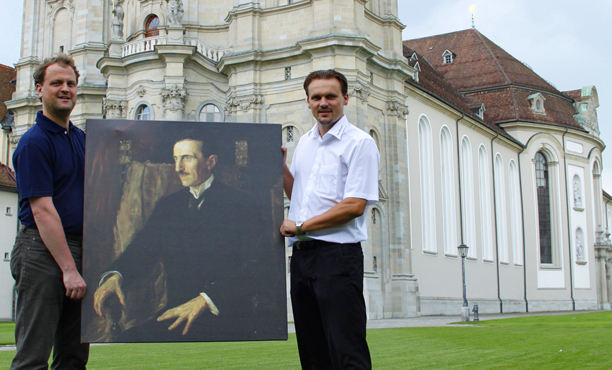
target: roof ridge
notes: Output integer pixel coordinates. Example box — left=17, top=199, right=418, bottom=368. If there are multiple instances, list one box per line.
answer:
left=475, top=30, right=512, bottom=86
left=0, top=64, right=15, bottom=71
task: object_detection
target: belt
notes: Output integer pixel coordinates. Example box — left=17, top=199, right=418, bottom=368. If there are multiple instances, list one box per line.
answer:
left=293, top=240, right=360, bottom=250
left=19, top=226, right=83, bottom=243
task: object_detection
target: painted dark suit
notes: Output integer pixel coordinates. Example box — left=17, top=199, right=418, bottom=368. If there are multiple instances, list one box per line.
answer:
left=106, top=179, right=273, bottom=342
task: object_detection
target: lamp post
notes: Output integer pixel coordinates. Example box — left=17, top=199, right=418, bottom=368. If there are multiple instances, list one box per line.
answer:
left=458, top=244, right=470, bottom=322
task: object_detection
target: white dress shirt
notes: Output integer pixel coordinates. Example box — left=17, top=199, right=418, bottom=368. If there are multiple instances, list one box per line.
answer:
left=287, top=115, right=380, bottom=245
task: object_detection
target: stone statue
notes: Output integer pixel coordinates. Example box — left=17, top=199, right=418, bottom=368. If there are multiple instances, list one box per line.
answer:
left=167, top=0, right=184, bottom=26
left=576, top=234, right=584, bottom=260
left=111, top=0, right=124, bottom=40
left=573, top=180, right=582, bottom=206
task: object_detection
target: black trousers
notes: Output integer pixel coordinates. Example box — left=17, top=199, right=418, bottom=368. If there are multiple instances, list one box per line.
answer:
left=10, top=228, right=89, bottom=370
left=290, top=240, right=371, bottom=370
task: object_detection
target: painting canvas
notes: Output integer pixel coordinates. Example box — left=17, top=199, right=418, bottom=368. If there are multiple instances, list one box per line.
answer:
left=81, top=119, right=287, bottom=343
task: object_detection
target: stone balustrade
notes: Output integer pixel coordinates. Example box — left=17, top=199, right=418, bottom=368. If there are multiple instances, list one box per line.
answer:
left=121, top=36, right=228, bottom=62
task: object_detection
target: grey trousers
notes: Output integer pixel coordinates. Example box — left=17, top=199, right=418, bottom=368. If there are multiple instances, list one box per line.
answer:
left=10, top=228, right=89, bottom=370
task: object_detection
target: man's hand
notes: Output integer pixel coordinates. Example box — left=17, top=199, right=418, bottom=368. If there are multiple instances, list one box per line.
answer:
left=63, top=270, right=87, bottom=300
left=93, top=274, right=125, bottom=316
left=280, top=219, right=298, bottom=237
left=157, top=295, right=217, bottom=335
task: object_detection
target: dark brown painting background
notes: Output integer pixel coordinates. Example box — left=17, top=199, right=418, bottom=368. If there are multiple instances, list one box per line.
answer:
left=81, top=119, right=287, bottom=343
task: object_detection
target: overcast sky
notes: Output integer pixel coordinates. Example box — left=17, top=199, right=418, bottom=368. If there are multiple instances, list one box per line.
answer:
left=0, top=0, right=609, bottom=192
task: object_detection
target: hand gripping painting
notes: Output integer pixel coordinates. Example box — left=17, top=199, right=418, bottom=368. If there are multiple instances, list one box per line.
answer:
left=81, top=119, right=287, bottom=343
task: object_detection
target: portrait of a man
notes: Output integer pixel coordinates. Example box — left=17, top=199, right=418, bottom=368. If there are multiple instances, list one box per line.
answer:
left=81, top=120, right=286, bottom=343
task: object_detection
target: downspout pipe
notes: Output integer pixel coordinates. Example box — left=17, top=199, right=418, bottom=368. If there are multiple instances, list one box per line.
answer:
left=562, top=128, right=576, bottom=311
left=517, top=146, right=528, bottom=312
left=456, top=113, right=465, bottom=245
left=490, top=132, right=502, bottom=313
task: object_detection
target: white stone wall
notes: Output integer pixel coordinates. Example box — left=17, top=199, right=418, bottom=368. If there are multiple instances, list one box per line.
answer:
left=0, top=190, right=18, bottom=320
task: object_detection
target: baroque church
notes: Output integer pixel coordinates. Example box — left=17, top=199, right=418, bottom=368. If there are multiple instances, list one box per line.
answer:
left=1, top=0, right=611, bottom=321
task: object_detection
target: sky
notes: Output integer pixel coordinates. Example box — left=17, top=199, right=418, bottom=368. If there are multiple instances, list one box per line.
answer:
left=0, top=0, right=609, bottom=192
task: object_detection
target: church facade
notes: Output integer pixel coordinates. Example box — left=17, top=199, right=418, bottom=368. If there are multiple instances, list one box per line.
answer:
left=2, top=0, right=611, bottom=320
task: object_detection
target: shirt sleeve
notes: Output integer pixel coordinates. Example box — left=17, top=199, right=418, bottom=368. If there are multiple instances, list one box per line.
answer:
left=343, top=137, right=380, bottom=205
left=14, top=140, right=54, bottom=199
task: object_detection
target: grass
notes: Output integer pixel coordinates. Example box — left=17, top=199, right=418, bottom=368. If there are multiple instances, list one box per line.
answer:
left=1, top=312, right=611, bottom=369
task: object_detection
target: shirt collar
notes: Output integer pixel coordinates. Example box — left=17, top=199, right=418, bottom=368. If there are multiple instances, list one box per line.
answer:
left=36, top=111, right=74, bottom=134
left=307, top=115, right=348, bottom=141
left=190, top=174, right=215, bottom=199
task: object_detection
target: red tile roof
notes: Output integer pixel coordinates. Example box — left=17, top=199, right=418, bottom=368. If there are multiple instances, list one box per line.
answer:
left=0, top=161, right=17, bottom=192
left=404, top=29, right=583, bottom=131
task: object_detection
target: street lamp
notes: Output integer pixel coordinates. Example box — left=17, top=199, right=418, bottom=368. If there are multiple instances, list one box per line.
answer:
left=458, top=244, right=470, bottom=322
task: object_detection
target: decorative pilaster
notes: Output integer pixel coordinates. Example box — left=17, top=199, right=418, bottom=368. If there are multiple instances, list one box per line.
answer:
left=352, top=83, right=371, bottom=103
left=225, top=94, right=265, bottom=116
left=161, top=85, right=188, bottom=120
left=102, top=98, right=127, bottom=119
left=386, top=100, right=409, bottom=119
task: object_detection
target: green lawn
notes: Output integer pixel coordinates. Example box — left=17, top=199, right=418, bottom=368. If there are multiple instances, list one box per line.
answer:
left=1, top=312, right=611, bottom=369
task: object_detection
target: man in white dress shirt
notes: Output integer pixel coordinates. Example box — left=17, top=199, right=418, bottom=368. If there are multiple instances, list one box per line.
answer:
left=281, top=70, right=380, bottom=369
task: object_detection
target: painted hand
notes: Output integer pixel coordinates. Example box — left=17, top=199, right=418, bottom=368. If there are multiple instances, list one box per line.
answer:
left=157, top=295, right=218, bottom=335
left=93, top=274, right=125, bottom=316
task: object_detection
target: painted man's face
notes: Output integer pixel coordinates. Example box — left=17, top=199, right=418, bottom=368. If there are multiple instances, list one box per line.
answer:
left=173, top=139, right=215, bottom=190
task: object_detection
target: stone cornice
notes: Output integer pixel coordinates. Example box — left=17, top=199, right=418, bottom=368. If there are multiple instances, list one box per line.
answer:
left=225, top=0, right=313, bottom=23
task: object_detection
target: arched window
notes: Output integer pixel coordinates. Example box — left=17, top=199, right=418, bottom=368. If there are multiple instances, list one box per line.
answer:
left=460, top=136, right=477, bottom=258
left=145, top=15, right=160, bottom=38
left=509, top=160, right=523, bottom=265
left=135, top=104, right=152, bottom=120
left=536, top=152, right=552, bottom=264
left=494, top=153, right=508, bottom=263
left=478, top=145, right=494, bottom=261
left=419, top=116, right=437, bottom=253
left=199, top=103, right=222, bottom=122
left=440, top=126, right=456, bottom=255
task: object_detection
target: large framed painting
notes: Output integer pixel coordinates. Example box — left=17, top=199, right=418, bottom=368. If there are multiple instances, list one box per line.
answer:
left=81, top=119, right=287, bottom=343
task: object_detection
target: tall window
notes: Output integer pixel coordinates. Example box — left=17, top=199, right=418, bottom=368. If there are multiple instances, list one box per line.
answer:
left=145, top=15, right=160, bottom=38
left=478, top=145, right=494, bottom=261
left=536, top=152, right=552, bottom=264
left=440, top=127, right=456, bottom=255
left=494, top=154, right=509, bottom=263
left=509, top=160, right=523, bottom=265
left=199, top=104, right=222, bottom=122
left=460, top=136, right=477, bottom=258
left=136, top=104, right=151, bottom=120
left=419, top=116, right=437, bottom=253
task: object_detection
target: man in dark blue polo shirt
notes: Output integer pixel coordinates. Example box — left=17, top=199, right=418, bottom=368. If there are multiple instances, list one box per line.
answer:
left=10, top=54, right=89, bottom=370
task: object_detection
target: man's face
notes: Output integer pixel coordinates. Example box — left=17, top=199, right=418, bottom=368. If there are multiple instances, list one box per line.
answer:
left=173, top=139, right=215, bottom=190
left=307, top=78, right=349, bottom=129
left=36, top=63, right=77, bottom=119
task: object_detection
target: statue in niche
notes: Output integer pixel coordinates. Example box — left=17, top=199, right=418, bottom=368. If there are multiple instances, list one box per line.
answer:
left=576, top=233, right=584, bottom=260
left=111, top=0, right=124, bottom=40
left=573, top=179, right=582, bottom=207
left=166, top=0, right=184, bottom=26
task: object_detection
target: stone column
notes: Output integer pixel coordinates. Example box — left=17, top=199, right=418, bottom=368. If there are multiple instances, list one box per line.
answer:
left=595, top=245, right=611, bottom=310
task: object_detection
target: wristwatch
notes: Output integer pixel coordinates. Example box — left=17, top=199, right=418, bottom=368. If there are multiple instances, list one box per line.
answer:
left=296, top=221, right=304, bottom=235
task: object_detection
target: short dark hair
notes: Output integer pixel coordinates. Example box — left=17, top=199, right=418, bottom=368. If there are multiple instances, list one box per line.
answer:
left=33, top=53, right=80, bottom=86
left=303, top=69, right=348, bottom=97
left=174, top=130, right=217, bottom=159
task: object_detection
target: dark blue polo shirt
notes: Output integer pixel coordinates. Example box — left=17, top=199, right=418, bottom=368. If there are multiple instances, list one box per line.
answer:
left=13, top=111, right=86, bottom=235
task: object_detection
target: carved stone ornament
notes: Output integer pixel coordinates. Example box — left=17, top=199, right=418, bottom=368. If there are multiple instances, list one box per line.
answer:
left=160, top=85, right=188, bottom=112
left=225, top=95, right=265, bottom=115
left=166, top=0, right=184, bottom=26
left=136, top=85, right=146, bottom=97
left=103, top=98, right=128, bottom=119
left=352, top=83, right=371, bottom=103
left=47, top=0, right=75, bottom=18
left=386, top=100, right=409, bottom=119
